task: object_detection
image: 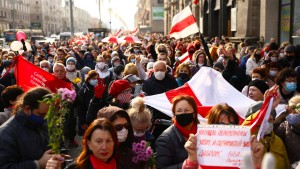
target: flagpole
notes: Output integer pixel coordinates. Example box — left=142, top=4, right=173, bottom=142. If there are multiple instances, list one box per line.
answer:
left=198, top=31, right=213, bottom=67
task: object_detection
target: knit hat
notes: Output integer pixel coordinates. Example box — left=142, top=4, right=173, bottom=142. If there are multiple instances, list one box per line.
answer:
left=66, top=57, right=76, bottom=64
left=111, top=56, right=120, bottom=65
left=80, top=66, right=91, bottom=75
left=284, top=45, right=297, bottom=53
left=248, top=79, right=269, bottom=95
left=109, top=80, right=130, bottom=97
left=245, top=101, right=276, bottom=119
left=213, top=62, right=224, bottom=71
left=146, top=62, right=154, bottom=71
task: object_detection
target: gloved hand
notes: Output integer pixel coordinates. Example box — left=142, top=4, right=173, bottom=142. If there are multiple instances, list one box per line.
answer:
left=94, top=78, right=106, bottom=98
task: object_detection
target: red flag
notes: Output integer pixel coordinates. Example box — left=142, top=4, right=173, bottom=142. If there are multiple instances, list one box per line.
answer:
left=14, top=56, right=72, bottom=92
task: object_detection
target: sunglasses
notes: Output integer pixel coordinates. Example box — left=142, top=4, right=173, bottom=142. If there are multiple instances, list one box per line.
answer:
left=114, top=123, right=130, bottom=131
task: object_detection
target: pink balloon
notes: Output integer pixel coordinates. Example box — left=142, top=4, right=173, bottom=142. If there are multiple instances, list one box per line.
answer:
left=16, top=31, right=26, bottom=41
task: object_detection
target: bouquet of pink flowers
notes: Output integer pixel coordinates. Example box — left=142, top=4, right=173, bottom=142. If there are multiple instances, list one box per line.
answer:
left=132, top=140, right=155, bottom=168
left=42, top=88, right=76, bottom=154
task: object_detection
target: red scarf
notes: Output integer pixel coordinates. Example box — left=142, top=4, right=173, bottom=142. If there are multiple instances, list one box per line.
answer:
left=90, top=154, right=117, bottom=169
left=173, top=119, right=197, bottom=139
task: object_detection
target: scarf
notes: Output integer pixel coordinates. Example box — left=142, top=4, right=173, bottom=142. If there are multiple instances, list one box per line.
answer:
left=173, top=119, right=197, bottom=139
left=90, top=154, right=117, bottom=169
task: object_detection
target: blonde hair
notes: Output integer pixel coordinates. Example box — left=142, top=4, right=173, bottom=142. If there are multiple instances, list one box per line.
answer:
left=124, top=63, right=139, bottom=76
left=127, top=97, right=152, bottom=126
left=289, top=96, right=300, bottom=107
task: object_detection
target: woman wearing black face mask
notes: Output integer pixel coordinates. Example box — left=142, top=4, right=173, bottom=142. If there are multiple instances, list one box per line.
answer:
left=156, top=95, right=199, bottom=169
left=175, top=63, right=191, bottom=87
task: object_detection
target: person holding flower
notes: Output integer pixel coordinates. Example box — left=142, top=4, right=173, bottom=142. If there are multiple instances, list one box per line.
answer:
left=155, top=95, right=199, bottom=169
left=46, top=118, right=119, bottom=169
left=65, top=57, right=82, bottom=86
left=0, top=87, right=53, bottom=169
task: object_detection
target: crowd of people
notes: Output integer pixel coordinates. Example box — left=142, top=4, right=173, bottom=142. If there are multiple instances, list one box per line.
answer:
left=0, top=34, right=300, bottom=169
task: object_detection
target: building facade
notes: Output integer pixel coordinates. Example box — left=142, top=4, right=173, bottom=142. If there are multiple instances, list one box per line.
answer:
left=163, top=0, right=299, bottom=45
left=135, top=0, right=164, bottom=33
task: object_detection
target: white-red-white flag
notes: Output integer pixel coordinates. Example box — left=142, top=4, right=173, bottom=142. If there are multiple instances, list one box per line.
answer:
left=130, top=27, right=139, bottom=35
left=178, top=51, right=190, bottom=63
left=114, top=29, right=123, bottom=37
left=144, top=67, right=256, bottom=123
left=169, top=6, right=199, bottom=39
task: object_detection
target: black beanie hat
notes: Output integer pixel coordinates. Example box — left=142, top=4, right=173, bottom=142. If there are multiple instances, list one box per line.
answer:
left=248, top=79, right=269, bottom=95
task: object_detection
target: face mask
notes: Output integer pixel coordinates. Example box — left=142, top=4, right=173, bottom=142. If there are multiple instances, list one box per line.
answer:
left=175, top=113, right=194, bottom=126
left=285, top=82, right=297, bottom=93
left=66, top=65, right=75, bottom=70
left=279, top=53, right=284, bottom=59
left=133, top=49, right=139, bottom=53
left=252, top=78, right=258, bottom=81
left=42, top=68, right=49, bottom=72
left=134, top=131, right=145, bottom=137
left=158, top=49, right=165, bottom=53
left=28, top=113, right=45, bottom=125
left=198, top=63, right=204, bottom=67
left=131, top=59, right=136, bottom=63
left=270, top=57, right=277, bottom=62
left=264, top=122, right=274, bottom=135
left=269, top=70, right=278, bottom=77
left=48, top=59, right=53, bottom=63
left=97, top=62, right=105, bottom=70
left=286, top=114, right=300, bottom=126
left=195, top=44, right=201, bottom=50
left=116, top=92, right=132, bottom=104
left=179, top=72, right=188, bottom=80
left=114, top=62, right=120, bottom=67
left=154, top=71, right=166, bottom=81
left=89, top=79, right=98, bottom=87
left=117, top=128, right=128, bottom=142
left=175, top=56, right=179, bottom=61
left=167, top=50, right=171, bottom=56
left=149, top=59, right=154, bottom=62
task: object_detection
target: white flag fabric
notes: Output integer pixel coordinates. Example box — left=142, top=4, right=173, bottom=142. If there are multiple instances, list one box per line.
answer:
left=169, top=6, right=199, bottom=39
left=144, top=67, right=256, bottom=119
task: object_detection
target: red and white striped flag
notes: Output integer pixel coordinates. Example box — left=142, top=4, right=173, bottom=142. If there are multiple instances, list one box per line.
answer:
left=144, top=67, right=256, bottom=123
left=130, top=27, right=139, bottom=35
left=114, top=29, right=123, bottom=37
left=178, top=51, right=190, bottom=63
left=169, top=6, right=199, bottom=39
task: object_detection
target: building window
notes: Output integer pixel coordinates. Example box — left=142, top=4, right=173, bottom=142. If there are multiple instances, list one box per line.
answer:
left=36, top=1, right=38, bottom=4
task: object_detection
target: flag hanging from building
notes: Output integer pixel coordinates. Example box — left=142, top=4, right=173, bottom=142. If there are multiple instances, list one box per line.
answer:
left=169, top=6, right=199, bottom=39
left=14, top=56, right=72, bottom=92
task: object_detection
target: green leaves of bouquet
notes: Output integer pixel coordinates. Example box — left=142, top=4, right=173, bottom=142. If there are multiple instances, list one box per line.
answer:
left=42, top=88, right=76, bottom=154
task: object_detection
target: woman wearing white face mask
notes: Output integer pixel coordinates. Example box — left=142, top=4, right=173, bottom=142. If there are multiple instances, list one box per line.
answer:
left=127, top=97, right=153, bottom=143
left=97, top=106, right=134, bottom=169
left=65, top=57, right=82, bottom=86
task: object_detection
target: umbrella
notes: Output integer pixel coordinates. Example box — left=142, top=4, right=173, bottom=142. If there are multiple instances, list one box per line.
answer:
left=101, top=36, right=118, bottom=43
left=119, top=35, right=142, bottom=44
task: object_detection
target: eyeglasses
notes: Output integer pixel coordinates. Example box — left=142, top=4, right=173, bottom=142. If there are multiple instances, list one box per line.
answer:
left=114, top=123, right=130, bottom=131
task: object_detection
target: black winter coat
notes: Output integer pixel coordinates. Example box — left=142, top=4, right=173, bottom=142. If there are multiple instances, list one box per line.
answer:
left=142, top=73, right=178, bottom=96
left=0, top=111, right=49, bottom=169
left=155, top=125, right=187, bottom=169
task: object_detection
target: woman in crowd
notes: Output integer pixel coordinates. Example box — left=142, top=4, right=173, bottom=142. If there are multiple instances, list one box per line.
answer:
left=276, top=95, right=300, bottom=165
left=156, top=95, right=199, bottom=169
left=77, top=70, right=99, bottom=135
left=65, top=57, right=81, bottom=85
left=246, top=49, right=263, bottom=76
left=127, top=96, right=153, bottom=143
left=46, top=118, right=119, bottom=169
left=97, top=106, right=134, bottom=169
left=206, top=103, right=240, bottom=125
left=175, top=63, right=191, bottom=87
left=191, top=51, right=209, bottom=76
